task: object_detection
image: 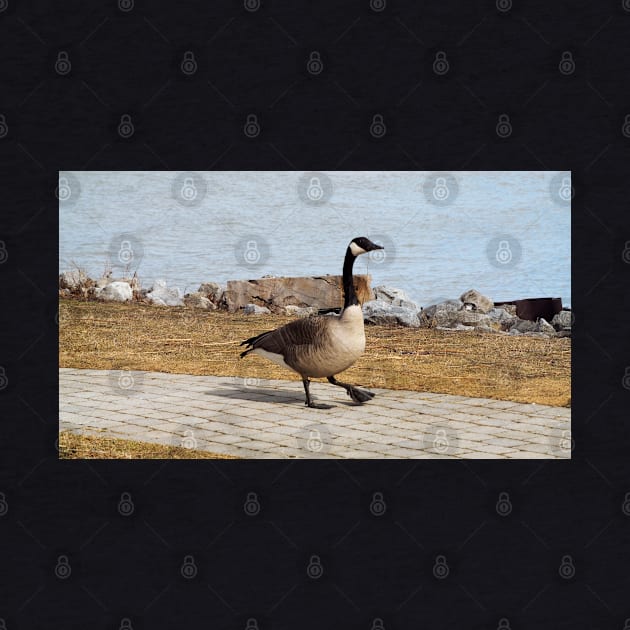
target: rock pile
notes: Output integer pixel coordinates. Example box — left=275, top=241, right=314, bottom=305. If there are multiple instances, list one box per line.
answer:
left=59, top=270, right=226, bottom=311
left=59, top=270, right=570, bottom=337
left=363, top=287, right=571, bottom=338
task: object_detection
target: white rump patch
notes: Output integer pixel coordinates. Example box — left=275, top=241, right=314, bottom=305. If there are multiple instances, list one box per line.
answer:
left=253, top=348, right=293, bottom=372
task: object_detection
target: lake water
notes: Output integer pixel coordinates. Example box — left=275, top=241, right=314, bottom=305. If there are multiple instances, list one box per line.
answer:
left=59, top=171, right=571, bottom=308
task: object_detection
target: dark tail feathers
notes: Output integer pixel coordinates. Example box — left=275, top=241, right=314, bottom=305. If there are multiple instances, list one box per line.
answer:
left=239, top=330, right=272, bottom=359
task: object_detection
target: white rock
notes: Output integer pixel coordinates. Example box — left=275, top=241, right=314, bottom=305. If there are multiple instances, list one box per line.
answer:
left=284, top=305, right=317, bottom=317
left=146, top=279, right=183, bottom=307
left=512, top=319, right=538, bottom=333
left=59, top=269, right=89, bottom=290
left=100, top=281, right=132, bottom=302
left=422, top=299, right=462, bottom=327
left=373, top=285, right=419, bottom=310
left=422, top=299, right=461, bottom=318
left=95, top=275, right=112, bottom=289
left=551, top=310, right=572, bottom=330
left=437, top=323, right=474, bottom=331
left=487, top=308, right=513, bottom=323
left=243, top=304, right=271, bottom=315
left=184, top=293, right=216, bottom=310
left=537, top=318, right=555, bottom=334
left=459, top=289, right=494, bottom=313
left=198, top=282, right=225, bottom=304
left=362, top=300, right=420, bottom=328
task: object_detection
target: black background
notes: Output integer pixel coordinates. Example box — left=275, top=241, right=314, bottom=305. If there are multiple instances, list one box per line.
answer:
left=1, top=0, right=629, bottom=628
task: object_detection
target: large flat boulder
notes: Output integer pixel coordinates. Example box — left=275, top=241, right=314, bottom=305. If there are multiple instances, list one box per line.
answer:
left=224, top=275, right=374, bottom=313
left=363, top=300, right=421, bottom=327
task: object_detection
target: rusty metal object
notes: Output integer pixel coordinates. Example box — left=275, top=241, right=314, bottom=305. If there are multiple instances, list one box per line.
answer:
left=494, top=297, right=563, bottom=322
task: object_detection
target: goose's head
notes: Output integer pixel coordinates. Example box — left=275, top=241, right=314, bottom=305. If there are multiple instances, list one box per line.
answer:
left=348, top=237, right=384, bottom=257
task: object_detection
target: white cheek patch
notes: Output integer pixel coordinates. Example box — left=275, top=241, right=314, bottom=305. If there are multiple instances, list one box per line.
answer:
left=349, top=242, right=366, bottom=256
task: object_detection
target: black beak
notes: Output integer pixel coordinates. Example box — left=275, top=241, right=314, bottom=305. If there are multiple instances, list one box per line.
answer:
left=366, top=240, right=384, bottom=252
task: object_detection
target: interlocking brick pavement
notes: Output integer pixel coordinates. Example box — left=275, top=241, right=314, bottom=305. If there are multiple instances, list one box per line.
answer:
left=60, top=368, right=571, bottom=459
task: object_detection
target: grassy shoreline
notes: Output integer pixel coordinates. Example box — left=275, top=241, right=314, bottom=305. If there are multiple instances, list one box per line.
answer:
left=59, top=298, right=570, bottom=407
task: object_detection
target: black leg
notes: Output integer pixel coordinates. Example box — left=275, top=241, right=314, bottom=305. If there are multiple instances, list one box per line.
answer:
left=327, top=375, right=375, bottom=404
left=303, top=377, right=333, bottom=409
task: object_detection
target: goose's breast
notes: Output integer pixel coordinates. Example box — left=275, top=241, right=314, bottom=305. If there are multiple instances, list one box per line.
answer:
left=296, top=310, right=366, bottom=377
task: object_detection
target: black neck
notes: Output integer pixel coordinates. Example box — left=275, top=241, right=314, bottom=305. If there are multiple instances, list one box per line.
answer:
left=342, top=247, right=359, bottom=309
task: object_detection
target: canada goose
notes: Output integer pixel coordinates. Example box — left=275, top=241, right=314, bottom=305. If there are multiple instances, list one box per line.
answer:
left=239, top=236, right=384, bottom=409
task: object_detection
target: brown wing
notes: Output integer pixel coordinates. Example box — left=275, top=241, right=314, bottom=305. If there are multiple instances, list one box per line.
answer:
left=240, top=316, right=332, bottom=368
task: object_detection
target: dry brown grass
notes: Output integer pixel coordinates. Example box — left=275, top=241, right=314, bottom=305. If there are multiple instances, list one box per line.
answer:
left=59, top=430, right=239, bottom=459
left=59, top=298, right=571, bottom=407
